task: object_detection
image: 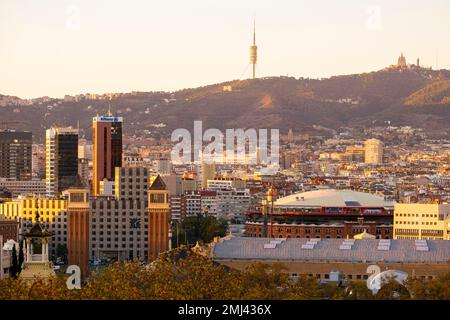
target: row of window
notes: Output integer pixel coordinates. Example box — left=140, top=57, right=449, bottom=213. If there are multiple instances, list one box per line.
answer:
left=396, top=213, right=438, bottom=218
left=92, top=243, right=147, bottom=248
left=92, top=231, right=145, bottom=236
left=397, top=221, right=438, bottom=225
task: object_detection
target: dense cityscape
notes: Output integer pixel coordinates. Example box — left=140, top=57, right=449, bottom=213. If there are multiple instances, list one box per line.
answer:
left=0, top=1, right=449, bottom=305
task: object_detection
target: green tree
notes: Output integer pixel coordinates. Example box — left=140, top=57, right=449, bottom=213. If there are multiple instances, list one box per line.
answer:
left=56, top=244, right=68, bottom=262
left=18, top=240, right=24, bottom=273
left=344, top=281, right=374, bottom=300
left=175, top=215, right=228, bottom=247
left=375, top=277, right=411, bottom=300
left=11, top=245, right=19, bottom=278
left=407, top=273, right=450, bottom=300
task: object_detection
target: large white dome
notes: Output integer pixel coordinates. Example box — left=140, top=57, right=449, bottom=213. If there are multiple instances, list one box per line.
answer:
left=275, top=189, right=394, bottom=208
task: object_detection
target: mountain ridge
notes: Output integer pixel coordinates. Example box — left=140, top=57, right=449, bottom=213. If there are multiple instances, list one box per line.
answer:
left=1, top=68, right=449, bottom=141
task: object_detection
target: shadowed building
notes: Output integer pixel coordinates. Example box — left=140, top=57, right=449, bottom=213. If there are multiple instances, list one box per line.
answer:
left=148, top=175, right=170, bottom=262
left=0, top=130, right=32, bottom=180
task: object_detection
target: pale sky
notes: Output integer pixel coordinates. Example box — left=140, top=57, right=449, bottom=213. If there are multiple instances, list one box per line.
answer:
left=1, top=0, right=450, bottom=98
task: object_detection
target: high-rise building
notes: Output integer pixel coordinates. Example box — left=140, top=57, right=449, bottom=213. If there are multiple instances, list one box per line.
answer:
left=46, top=127, right=79, bottom=197
left=201, top=162, right=216, bottom=190
left=364, top=138, right=384, bottom=165
left=148, top=175, right=170, bottom=261
left=67, top=188, right=90, bottom=278
left=394, top=203, right=450, bottom=240
left=92, top=115, right=123, bottom=196
left=0, top=130, right=32, bottom=180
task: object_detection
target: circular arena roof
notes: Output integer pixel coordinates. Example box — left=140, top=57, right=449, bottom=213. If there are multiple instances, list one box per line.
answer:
left=275, top=189, right=394, bottom=208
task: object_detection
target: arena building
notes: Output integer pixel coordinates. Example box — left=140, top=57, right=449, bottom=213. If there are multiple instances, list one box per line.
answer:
left=245, top=189, right=394, bottom=239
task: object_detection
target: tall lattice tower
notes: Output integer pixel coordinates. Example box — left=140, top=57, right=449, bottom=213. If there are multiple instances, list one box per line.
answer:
left=250, top=20, right=257, bottom=79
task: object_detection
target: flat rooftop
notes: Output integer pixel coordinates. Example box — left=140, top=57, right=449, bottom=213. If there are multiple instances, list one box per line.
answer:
left=211, top=237, right=450, bottom=264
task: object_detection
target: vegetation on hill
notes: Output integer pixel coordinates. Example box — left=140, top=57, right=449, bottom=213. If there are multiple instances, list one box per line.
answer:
left=1, top=69, right=450, bottom=142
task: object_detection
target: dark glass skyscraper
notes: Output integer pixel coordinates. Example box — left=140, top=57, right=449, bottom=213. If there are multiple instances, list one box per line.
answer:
left=46, top=127, right=79, bottom=197
left=0, top=130, right=32, bottom=180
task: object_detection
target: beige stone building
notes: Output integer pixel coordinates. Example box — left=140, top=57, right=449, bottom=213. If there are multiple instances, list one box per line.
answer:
left=394, top=203, right=450, bottom=240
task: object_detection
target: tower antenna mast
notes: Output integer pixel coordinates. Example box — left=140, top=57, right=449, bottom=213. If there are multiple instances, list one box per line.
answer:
left=250, top=19, right=258, bottom=79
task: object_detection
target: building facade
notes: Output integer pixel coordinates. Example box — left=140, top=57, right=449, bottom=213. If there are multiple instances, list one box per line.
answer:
left=394, top=203, right=450, bottom=240
left=0, top=130, right=32, bottom=180
left=92, top=116, right=123, bottom=196
left=46, top=127, right=79, bottom=197
left=0, top=178, right=46, bottom=198
left=148, top=176, right=170, bottom=261
left=67, top=188, right=90, bottom=278
left=365, top=139, right=384, bottom=165
left=0, top=198, right=67, bottom=258
left=89, top=197, right=148, bottom=261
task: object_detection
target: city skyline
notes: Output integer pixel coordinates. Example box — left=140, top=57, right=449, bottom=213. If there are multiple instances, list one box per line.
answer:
left=1, top=0, right=450, bottom=98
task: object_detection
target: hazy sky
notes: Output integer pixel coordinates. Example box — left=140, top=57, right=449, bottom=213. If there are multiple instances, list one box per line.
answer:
left=1, top=0, right=450, bottom=98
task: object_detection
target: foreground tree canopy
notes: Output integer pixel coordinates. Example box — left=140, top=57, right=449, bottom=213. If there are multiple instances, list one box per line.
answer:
left=0, top=249, right=449, bottom=300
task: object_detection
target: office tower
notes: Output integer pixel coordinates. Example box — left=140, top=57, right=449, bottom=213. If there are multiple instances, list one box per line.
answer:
left=114, top=167, right=149, bottom=201
left=67, top=188, right=90, bottom=278
left=201, top=162, right=216, bottom=189
left=46, top=127, right=79, bottom=197
left=92, top=115, right=123, bottom=196
left=364, top=138, right=384, bottom=165
left=0, top=130, right=32, bottom=180
left=394, top=203, right=450, bottom=240
left=148, top=175, right=170, bottom=261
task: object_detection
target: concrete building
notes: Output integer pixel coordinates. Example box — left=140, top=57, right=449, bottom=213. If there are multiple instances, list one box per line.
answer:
left=200, top=162, right=216, bottom=189
left=0, top=178, right=46, bottom=197
left=89, top=197, right=148, bottom=261
left=153, top=158, right=172, bottom=175
left=0, top=130, right=32, bottom=180
left=394, top=203, right=450, bottom=240
left=99, top=179, right=115, bottom=197
left=0, top=198, right=67, bottom=258
left=114, top=167, right=149, bottom=201
left=207, top=178, right=246, bottom=191
left=92, top=115, right=123, bottom=196
left=46, top=127, right=79, bottom=197
left=365, top=139, right=384, bottom=165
